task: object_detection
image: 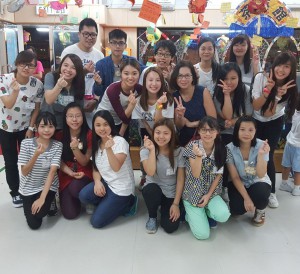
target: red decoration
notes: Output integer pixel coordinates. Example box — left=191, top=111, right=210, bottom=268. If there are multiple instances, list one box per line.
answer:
left=75, top=0, right=82, bottom=7
left=188, top=0, right=207, bottom=14
left=248, top=0, right=267, bottom=15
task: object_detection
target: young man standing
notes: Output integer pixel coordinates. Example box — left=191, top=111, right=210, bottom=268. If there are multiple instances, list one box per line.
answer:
left=94, top=29, right=146, bottom=99
left=61, top=18, right=104, bottom=128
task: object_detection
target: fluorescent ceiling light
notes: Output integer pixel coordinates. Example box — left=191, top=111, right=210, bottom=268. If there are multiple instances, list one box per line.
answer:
left=36, top=28, right=49, bottom=32
left=201, top=29, right=229, bottom=34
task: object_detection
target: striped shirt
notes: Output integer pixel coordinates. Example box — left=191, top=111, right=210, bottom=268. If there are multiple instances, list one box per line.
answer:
left=18, top=138, right=62, bottom=196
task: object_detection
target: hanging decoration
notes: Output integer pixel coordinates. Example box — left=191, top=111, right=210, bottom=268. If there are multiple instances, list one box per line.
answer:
left=128, top=0, right=135, bottom=6
left=146, top=26, right=162, bottom=46
left=75, top=0, right=82, bottom=7
left=228, top=0, right=294, bottom=39
left=188, top=0, right=208, bottom=25
left=48, top=0, right=70, bottom=10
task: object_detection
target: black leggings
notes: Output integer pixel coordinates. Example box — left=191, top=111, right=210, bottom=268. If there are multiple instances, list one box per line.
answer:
left=142, top=183, right=179, bottom=234
left=228, top=181, right=271, bottom=215
left=22, top=190, right=56, bottom=230
left=255, top=116, right=283, bottom=193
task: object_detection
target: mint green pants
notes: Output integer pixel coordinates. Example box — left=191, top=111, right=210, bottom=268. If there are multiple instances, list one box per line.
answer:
left=183, top=195, right=230, bottom=240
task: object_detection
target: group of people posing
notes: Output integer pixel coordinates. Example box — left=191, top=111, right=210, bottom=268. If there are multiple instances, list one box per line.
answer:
left=0, top=18, right=299, bottom=240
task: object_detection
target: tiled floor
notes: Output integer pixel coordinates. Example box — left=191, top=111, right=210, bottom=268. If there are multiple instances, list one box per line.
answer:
left=0, top=155, right=299, bottom=274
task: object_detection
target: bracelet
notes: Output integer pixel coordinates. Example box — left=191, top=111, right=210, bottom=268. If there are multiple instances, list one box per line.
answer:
left=275, top=96, right=282, bottom=101
left=28, top=126, right=36, bottom=132
left=156, top=103, right=163, bottom=110
left=263, top=87, right=270, bottom=94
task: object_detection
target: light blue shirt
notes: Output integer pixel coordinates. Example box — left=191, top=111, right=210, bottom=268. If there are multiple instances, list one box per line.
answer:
left=226, top=139, right=271, bottom=188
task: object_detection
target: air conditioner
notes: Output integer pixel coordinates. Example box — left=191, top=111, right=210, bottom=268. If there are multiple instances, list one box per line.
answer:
left=130, top=0, right=175, bottom=11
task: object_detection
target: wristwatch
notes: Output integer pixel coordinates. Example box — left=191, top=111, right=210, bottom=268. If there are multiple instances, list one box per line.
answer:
left=28, top=126, right=36, bottom=132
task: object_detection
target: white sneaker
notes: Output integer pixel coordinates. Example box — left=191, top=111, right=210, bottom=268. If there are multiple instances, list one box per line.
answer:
left=268, top=193, right=279, bottom=208
left=292, top=186, right=300, bottom=196
left=279, top=182, right=294, bottom=193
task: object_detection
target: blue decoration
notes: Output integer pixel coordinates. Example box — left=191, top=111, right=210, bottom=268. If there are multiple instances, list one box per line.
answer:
left=229, top=15, right=294, bottom=38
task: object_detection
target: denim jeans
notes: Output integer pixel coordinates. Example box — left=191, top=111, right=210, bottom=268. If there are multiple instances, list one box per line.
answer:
left=79, top=180, right=134, bottom=228
left=0, top=129, right=26, bottom=197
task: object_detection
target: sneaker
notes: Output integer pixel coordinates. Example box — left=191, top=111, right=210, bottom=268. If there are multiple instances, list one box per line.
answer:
left=252, top=209, right=265, bottom=227
left=208, top=217, right=217, bottom=229
left=138, top=177, right=146, bottom=191
left=279, top=181, right=293, bottom=193
left=47, top=200, right=58, bottom=217
left=86, top=204, right=95, bottom=215
left=268, top=193, right=279, bottom=208
left=124, top=196, right=138, bottom=217
left=292, top=186, right=300, bottom=196
left=146, top=217, right=158, bottom=234
left=221, top=187, right=229, bottom=203
left=12, top=195, right=23, bottom=208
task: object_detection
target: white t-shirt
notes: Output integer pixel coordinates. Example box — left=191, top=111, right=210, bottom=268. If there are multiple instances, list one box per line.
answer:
left=194, top=63, right=215, bottom=96
left=252, top=73, right=286, bottom=122
left=287, top=110, right=300, bottom=147
left=18, top=138, right=62, bottom=196
left=61, top=44, right=104, bottom=97
left=239, top=62, right=261, bottom=87
left=0, top=73, right=44, bottom=132
left=95, top=136, right=135, bottom=196
left=132, top=96, right=174, bottom=129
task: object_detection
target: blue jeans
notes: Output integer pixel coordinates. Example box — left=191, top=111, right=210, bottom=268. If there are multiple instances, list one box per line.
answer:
left=79, top=181, right=134, bottom=228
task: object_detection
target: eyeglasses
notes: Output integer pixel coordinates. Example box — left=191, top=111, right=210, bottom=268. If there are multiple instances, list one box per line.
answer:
left=178, top=74, right=192, bottom=80
left=199, top=128, right=216, bottom=134
left=19, top=63, right=36, bottom=69
left=109, top=40, right=126, bottom=47
left=81, top=32, right=98, bottom=39
left=156, top=52, right=171, bottom=58
left=66, top=114, right=83, bottom=119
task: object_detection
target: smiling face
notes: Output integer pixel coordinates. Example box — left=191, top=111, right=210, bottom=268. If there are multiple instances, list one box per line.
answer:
left=121, top=65, right=140, bottom=90
left=94, top=116, right=112, bottom=140
left=176, top=67, right=193, bottom=90
left=66, top=107, right=83, bottom=131
left=198, top=41, right=215, bottom=62
left=16, top=59, right=36, bottom=78
left=153, top=125, right=172, bottom=148
left=155, top=48, right=172, bottom=70
left=198, top=123, right=218, bottom=145
left=274, top=62, right=292, bottom=81
left=238, top=121, right=256, bottom=144
left=232, top=40, right=248, bottom=58
left=146, top=71, right=162, bottom=95
left=78, top=25, right=98, bottom=51
left=37, top=119, right=55, bottom=140
left=224, top=69, right=239, bottom=93
left=60, top=57, right=77, bottom=81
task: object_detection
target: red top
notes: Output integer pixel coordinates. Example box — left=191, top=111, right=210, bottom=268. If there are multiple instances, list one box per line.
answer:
left=56, top=130, right=93, bottom=192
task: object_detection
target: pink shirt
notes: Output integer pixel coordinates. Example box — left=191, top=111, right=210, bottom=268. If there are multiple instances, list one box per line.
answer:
left=34, top=60, right=44, bottom=74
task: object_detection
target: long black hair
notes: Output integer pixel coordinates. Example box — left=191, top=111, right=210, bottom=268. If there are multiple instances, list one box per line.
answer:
left=61, top=102, right=89, bottom=162
left=53, top=54, right=85, bottom=101
left=91, top=110, right=118, bottom=170
left=213, top=62, right=247, bottom=116
left=229, top=34, right=251, bottom=74
left=260, top=51, right=298, bottom=120
left=197, top=36, right=220, bottom=83
left=197, top=116, right=226, bottom=169
left=232, top=115, right=257, bottom=147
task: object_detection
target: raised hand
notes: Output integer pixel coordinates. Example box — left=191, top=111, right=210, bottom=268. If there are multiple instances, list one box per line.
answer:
left=93, top=71, right=102, bottom=85
left=277, top=80, right=296, bottom=97
left=70, top=137, right=80, bottom=150
left=174, top=96, right=186, bottom=119
left=218, top=79, right=231, bottom=96
left=35, top=143, right=46, bottom=156
left=251, top=46, right=260, bottom=67
left=104, top=135, right=115, bottom=149
left=265, top=70, right=275, bottom=91
left=258, top=139, right=270, bottom=155
left=192, top=143, right=203, bottom=158
left=57, top=74, right=68, bottom=89
left=157, top=92, right=167, bottom=105
left=162, top=65, right=173, bottom=81
left=128, top=90, right=137, bottom=106
left=10, top=78, right=20, bottom=92
left=143, top=135, right=155, bottom=151
left=84, top=61, right=95, bottom=73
